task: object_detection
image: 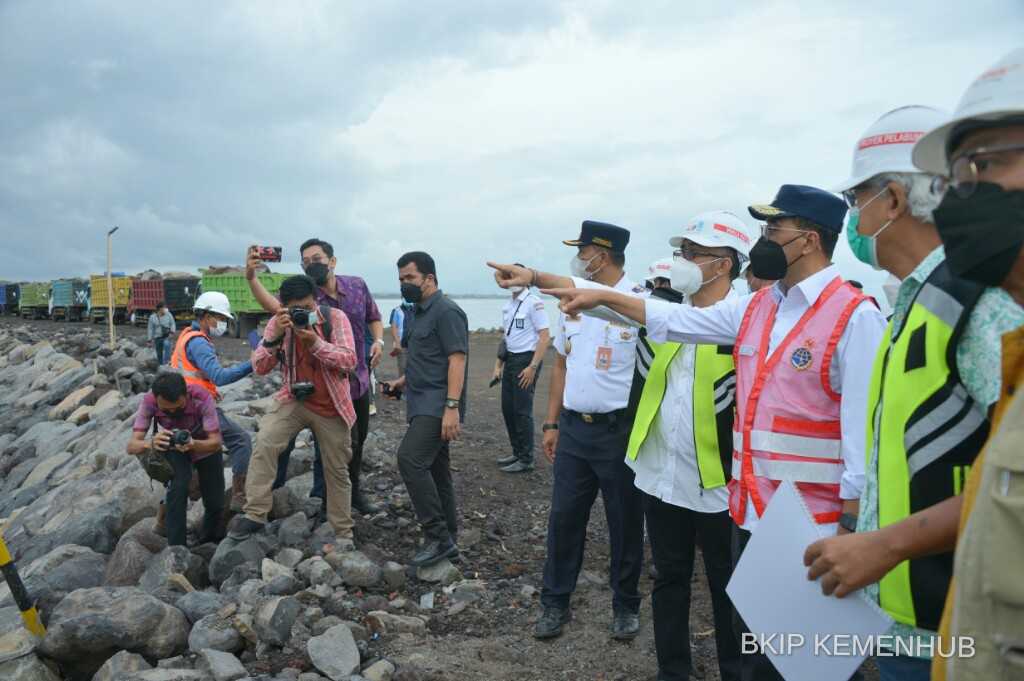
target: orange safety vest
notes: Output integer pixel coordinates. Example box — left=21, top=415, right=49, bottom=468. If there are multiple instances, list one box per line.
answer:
left=170, top=328, right=220, bottom=400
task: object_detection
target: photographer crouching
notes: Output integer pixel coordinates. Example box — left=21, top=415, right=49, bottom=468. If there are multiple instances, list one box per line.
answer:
left=127, top=372, right=225, bottom=546
left=229, top=275, right=359, bottom=549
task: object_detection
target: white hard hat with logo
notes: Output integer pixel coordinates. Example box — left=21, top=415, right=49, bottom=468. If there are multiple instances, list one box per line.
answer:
left=646, top=258, right=674, bottom=284
left=193, top=291, right=235, bottom=320
left=669, top=210, right=754, bottom=262
left=834, top=105, right=949, bottom=192
left=914, top=47, right=1024, bottom=175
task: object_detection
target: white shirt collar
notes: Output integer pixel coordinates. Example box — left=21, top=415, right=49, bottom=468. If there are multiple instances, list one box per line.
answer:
left=771, top=264, right=840, bottom=306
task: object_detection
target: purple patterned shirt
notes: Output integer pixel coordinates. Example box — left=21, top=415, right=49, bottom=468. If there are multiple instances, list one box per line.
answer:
left=315, top=274, right=381, bottom=399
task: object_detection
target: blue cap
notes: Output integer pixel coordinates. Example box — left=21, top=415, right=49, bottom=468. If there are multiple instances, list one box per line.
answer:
left=747, top=184, right=848, bottom=233
left=563, top=220, right=631, bottom=251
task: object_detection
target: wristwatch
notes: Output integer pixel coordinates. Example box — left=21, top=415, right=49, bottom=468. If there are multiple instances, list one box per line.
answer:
left=444, top=398, right=461, bottom=410
left=373, top=338, right=385, bottom=347
left=542, top=422, right=559, bottom=432
left=838, top=513, right=858, bottom=533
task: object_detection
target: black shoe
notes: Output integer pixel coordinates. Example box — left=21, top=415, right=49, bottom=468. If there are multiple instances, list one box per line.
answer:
left=611, top=611, right=640, bottom=640
left=500, top=461, right=534, bottom=473
left=352, top=491, right=381, bottom=515
left=411, top=539, right=459, bottom=567
left=227, top=515, right=266, bottom=541
left=496, top=454, right=518, bottom=465
left=533, top=606, right=571, bottom=639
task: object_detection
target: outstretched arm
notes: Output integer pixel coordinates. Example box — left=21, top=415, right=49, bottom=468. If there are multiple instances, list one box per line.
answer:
left=246, top=245, right=284, bottom=314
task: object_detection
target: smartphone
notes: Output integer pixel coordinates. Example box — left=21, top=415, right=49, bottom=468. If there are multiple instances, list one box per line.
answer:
left=256, top=246, right=283, bottom=262
left=489, top=377, right=501, bottom=388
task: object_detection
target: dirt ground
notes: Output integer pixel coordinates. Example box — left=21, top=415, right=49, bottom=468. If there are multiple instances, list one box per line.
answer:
left=2, top=314, right=878, bottom=681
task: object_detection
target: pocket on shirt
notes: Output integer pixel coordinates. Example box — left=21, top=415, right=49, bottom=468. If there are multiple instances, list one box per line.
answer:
left=981, top=429, right=1024, bottom=608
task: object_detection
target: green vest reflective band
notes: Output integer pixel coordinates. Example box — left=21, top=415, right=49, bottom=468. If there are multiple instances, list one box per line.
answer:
left=866, top=261, right=989, bottom=631
left=627, top=341, right=736, bottom=490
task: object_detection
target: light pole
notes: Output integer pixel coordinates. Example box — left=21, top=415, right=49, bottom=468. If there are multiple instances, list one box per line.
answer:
left=106, top=226, right=119, bottom=349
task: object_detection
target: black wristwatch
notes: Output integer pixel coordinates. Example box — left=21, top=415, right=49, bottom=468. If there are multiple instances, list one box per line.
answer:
left=444, top=398, right=461, bottom=410
left=542, top=422, right=559, bottom=432
left=838, top=513, right=858, bottom=533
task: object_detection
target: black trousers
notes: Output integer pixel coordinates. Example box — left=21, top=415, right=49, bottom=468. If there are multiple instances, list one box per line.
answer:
left=500, top=351, right=540, bottom=464
left=645, top=494, right=740, bottom=681
left=541, top=411, right=644, bottom=614
left=273, top=391, right=371, bottom=499
left=397, top=415, right=458, bottom=543
left=165, top=450, right=224, bottom=547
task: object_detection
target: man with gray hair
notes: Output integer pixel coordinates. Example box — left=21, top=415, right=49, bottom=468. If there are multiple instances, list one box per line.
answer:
left=803, top=105, right=1024, bottom=681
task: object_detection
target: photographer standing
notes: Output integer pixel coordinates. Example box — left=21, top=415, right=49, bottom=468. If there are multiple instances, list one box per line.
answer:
left=127, top=372, right=225, bottom=546
left=147, top=301, right=176, bottom=365
left=230, top=275, right=359, bottom=547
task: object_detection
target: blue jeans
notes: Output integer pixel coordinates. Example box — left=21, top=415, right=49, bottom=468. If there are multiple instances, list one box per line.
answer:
left=218, top=408, right=252, bottom=476
left=877, top=655, right=931, bottom=681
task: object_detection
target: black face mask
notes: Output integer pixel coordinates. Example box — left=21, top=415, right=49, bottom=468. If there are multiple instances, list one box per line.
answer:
left=304, top=262, right=330, bottom=286
left=401, top=282, right=424, bottom=304
left=933, top=182, right=1024, bottom=287
left=749, top=234, right=807, bottom=281
left=651, top=287, right=684, bottom=304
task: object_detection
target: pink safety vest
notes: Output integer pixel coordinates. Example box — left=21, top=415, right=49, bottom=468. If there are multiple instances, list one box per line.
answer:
left=729, top=276, right=870, bottom=526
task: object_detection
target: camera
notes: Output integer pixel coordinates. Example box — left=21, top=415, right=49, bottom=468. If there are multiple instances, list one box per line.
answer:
left=292, top=382, right=316, bottom=401
left=171, top=429, right=191, bottom=446
left=381, top=382, right=403, bottom=400
left=289, top=307, right=312, bottom=327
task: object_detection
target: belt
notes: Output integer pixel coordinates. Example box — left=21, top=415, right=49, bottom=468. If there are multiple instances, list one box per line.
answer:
left=564, top=408, right=628, bottom=425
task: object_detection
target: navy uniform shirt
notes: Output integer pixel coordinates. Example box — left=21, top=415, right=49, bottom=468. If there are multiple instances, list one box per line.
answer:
left=403, top=290, right=469, bottom=421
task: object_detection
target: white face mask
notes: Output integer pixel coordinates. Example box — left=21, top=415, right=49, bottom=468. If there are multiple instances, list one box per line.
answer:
left=210, top=320, right=228, bottom=337
left=569, top=252, right=603, bottom=280
left=670, top=257, right=724, bottom=295
left=509, top=286, right=524, bottom=294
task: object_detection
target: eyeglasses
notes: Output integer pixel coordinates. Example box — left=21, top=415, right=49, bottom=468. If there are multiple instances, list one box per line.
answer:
left=673, top=246, right=720, bottom=261
left=947, top=142, right=1024, bottom=198
left=760, top=224, right=812, bottom=240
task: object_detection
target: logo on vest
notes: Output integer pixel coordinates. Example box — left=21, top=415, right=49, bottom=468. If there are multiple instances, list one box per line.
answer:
left=790, top=339, right=815, bottom=371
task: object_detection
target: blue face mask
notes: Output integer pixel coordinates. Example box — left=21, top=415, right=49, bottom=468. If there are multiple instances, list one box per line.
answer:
left=845, top=187, right=893, bottom=270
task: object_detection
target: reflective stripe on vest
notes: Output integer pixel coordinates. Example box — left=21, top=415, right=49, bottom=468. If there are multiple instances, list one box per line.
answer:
left=731, top=453, right=844, bottom=485
left=866, top=261, right=988, bottom=631
left=170, top=328, right=220, bottom=400
left=627, top=340, right=735, bottom=490
left=732, top=430, right=842, bottom=460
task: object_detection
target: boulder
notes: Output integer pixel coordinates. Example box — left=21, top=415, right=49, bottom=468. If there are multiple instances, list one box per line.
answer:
left=260, top=558, right=295, bottom=582
left=327, top=552, right=381, bottom=589
left=415, top=559, right=461, bottom=586
left=275, top=547, right=304, bottom=569
left=48, top=385, right=95, bottom=420
left=196, top=649, right=247, bottom=681
left=365, top=611, right=427, bottom=636
left=362, top=659, right=396, bottom=681
left=381, top=562, right=406, bottom=591
left=276, top=512, right=311, bottom=549
left=176, top=590, right=228, bottom=625
left=104, top=517, right=167, bottom=587
left=269, top=487, right=300, bottom=521
left=307, top=624, right=360, bottom=681
left=91, top=650, right=151, bottom=681
left=208, top=537, right=268, bottom=587
left=0, top=652, right=61, bottom=681
left=139, top=546, right=208, bottom=593
left=253, top=596, right=301, bottom=646
left=21, top=451, right=75, bottom=489
left=0, top=544, right=107, bottom=621
left=38, top=587, right=189, bottom=678
left=188, top=614, right=242, bottom=653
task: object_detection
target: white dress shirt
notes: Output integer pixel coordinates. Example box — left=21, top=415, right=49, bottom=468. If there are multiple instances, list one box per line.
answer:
left=628, top=289, right=741, bottom=514
left=502, top=289, right=549, bottom=354
left=644, top=265, right=887, bottom=532
left=554, top=274, right=647, bottom=414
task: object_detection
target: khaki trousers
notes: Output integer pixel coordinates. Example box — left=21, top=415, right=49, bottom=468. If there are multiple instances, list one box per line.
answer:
left=243, top=399, right=354, bottom=538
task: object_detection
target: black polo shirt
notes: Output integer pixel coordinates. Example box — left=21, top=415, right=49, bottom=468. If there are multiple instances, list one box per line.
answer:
left=402, top=290, right=469, bottom=422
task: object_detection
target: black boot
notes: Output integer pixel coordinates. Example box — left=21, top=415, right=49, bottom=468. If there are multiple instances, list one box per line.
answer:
left=349, top=452, right=380, bottom=515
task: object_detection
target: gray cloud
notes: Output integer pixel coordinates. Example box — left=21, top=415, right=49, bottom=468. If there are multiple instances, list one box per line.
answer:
left=1, top=1, right=1021, bottom=299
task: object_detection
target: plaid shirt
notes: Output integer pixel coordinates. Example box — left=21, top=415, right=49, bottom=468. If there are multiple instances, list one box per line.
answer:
left=253, top=307, right=357, bottom=427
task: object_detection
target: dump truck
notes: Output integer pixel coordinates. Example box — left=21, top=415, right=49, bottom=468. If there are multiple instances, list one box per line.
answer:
left=3, top=284, right=19, bottom=316
left=51, top=279, right=91, bottom=321
left=89, top=274, right=133, bottom=324
left=19, top=282, right=51, bottom=319
left=200, top=270, right=286, bottom=338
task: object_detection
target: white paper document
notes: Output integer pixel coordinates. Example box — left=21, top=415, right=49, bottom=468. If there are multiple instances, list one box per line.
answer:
left=726, top=482, right=894, bottom=681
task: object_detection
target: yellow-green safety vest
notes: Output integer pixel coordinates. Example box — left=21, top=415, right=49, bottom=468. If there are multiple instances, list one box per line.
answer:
left=627, top=340, right=736, bottom=490
left=866, top=261, right=989, bottom=631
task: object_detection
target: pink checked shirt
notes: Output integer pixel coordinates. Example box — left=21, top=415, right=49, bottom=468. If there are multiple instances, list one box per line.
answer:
left=253, top=308, right=358, bottom=428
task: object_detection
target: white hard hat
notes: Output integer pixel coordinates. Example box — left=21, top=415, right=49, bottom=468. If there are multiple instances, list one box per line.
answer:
left=193, top=291, right=234, bottom=320
left=834, top=105, right=949, bottom=192
left=646, top=258, right=673, bottom=283
left=669, top=210, right=754, bottom=262
left=914, top=47, right=1024, bottom=175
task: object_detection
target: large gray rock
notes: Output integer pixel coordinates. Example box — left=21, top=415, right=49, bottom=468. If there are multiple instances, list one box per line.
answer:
left=268, top=487, right=300, bottom=521
left=196, top=649, right=247, bottom=681
left=326, top=552, right=381, bottom=589
left=90, top=650, right=152, bottom=681
left=176, top=591, right=229, bottom=625
left=38, top=587, right=189, bottom=678
left=276, top=512, right=311, bottom=549
left=307, top=623, right=360, bottom=681
left=188, top=614, right=242, bottom=653
left=381, top=562, right=406, bottom=591
left=0, top=544, right=107, bottom=620
left=253, top=596, right=301, bottom=646
left=0, top=652, right=61, bottom=681
left=105, top=517, right=167, bottom=586
left=44, top=366, right=93, bottom=407
left=208, top=537, right=268, bottom=587
left=415, top=559, right=461, bottom=586
left=139, top=546, right=208, bottom=593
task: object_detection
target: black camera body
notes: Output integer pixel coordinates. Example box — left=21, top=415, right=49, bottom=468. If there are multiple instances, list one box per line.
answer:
left=292, top=382, right=316, bottom=401
left=289, top=307, right=312, bottom=327
left=171, top=429, right=191, bottom=446
left=381, top=382, right=403, bottom=400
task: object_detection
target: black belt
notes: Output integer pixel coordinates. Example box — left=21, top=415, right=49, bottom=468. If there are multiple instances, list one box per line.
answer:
left=564, top=408, right=628, bottom=425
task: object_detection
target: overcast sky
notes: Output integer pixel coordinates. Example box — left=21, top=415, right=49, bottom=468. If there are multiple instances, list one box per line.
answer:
left=2, top=2, right=1022, bottom=297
